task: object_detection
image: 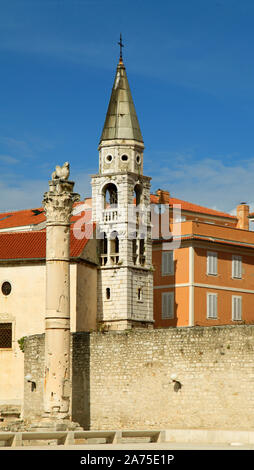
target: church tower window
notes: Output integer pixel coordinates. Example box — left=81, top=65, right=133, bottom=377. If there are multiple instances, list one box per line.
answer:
left=103, top=183, right=118, bottom=208
left=100, top=232, right=108, bottom=265
left=110, top=231, right=119, bottom=265
left=139, top=239, right=145, bottom=265
left=134, top=184, right=142, bottom=206
left=132, top=236, right=138, bottom=265
left=105, top=154, right=113, bottom=163
left=106, top=288, right=111, bottom=300
left=138, top=287, right=143, bottom=301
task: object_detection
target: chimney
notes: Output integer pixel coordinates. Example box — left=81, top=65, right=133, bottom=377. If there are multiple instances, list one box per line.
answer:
left=236, top=203, right=249, bottom=230
left=156, top=189, right=170, bottom=205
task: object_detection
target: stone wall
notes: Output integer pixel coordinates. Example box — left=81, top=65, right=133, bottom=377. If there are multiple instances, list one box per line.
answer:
left=23, top=334, right=45, bottom=421
left=24, top=325, right=254, bottom=430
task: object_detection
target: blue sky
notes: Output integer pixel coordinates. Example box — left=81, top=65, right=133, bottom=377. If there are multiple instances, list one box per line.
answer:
left=1, top=0, right=254, bottom=214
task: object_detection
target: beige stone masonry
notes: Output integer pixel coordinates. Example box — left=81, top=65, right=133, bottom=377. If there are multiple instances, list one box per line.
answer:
left=24, top=325, right=254, bottom=431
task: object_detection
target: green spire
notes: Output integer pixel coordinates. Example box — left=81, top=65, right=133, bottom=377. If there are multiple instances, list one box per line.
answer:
left=100, top=59, right=143, bottom=143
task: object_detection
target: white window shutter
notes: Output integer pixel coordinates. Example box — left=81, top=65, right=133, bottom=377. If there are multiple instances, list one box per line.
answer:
left=232, top=296, right=242, bottom=320
left=162, top=252, right=174, bottom=275
left=207, top=252, right=218, bottom=275
left=208, top=293, right=212, bottom=316
left=162, top=253, right=166, bottom=275
left=162, top=293, right=167, bottom=317
left=214, top=254, right=218, bottom=275
left=238, top=258, right=242, bottom=278
left=232, top=255, right=242, bottom=279
left=239, top=297, right=242, bottom=319
left=168, top=252, right=174, bottom=274
left=207, top=293, right=217, bottom=319
left=213, top=294, right=217, bottom=318
left=207, top=254, right=210, bottom=274
left=162, top=292, right=174, bottom=319
left=168, top=293, right=174, bottom=316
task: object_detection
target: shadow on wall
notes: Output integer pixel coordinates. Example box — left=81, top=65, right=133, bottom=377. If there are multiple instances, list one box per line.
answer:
left=71, top=332, right=90, bottom=429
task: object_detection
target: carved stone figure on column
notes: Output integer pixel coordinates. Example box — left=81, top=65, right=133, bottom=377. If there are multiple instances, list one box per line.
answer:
left=51, top=162, right=70, bottom=181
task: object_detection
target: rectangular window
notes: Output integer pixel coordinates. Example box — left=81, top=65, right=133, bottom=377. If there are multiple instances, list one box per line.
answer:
left=232, top=255, right=242, bottom=279
left=162, top=251, right=174, bottom=275
left=106, top=288, right=111, bottom=300
left=162, top=292, right=174, bottom=319
left=207, top=251, right=218, bottom=275
left=0, top=323, right=12, bottom=348
left=232, top=296, right=242, bottom=321
left=137, top=287, right=143, bottom=302
left=207, top=293, right=218, bottom=319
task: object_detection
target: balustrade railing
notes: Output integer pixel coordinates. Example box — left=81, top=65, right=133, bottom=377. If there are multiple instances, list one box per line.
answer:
left=102, top=208, right=118, bottom=223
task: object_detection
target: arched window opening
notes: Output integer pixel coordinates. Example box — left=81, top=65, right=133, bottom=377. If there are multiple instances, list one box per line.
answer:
left=139, top=238, right=145, bottom=266
left=103, top=183, right=118, bottom=208
left=100, top=232, right=108, bottom=266
left=110, top=231, right=119, bottom=265
left=133, top=184, right=143, bottom=229
left=132, top=232, right=138, bottom=265
left=102, top=183, right=118, bottom=223
left=134, top=184, right=142, bottom=206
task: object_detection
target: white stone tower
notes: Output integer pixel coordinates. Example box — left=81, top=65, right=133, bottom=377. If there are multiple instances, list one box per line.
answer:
left=92, top=41, right=154, bottom=330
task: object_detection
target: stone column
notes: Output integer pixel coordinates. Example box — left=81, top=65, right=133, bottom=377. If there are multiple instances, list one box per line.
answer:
left=42, top=172, right=79, bottom=419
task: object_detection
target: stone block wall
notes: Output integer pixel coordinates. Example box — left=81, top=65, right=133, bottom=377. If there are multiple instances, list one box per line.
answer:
left=23, top=334, right=45, bottom=421
left=24, top=325, right=254, bottom=430
left=97, top=267, right=153, bottom=326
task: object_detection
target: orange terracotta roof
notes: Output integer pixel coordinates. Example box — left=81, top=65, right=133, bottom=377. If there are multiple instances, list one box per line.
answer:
left=150, top=194, right=236, bottom=220
left=0, top=207, right=95, bottom=260
left=0, top=208, right=45, bottom=229
left=0, top=231, right=46, bottom=259
left=0, top=194, right=235, bottom=233
left=0, top=229, right=95, bottom=260
left=0, top=201, right=90, bottom=230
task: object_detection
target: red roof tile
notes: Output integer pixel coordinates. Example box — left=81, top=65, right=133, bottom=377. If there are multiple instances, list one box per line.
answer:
left=0, top=201, right=92, bottom=231
left=0, top=211, right=95, bottom=260
left=0, top=208, right=45, bottom=229
left=0, top=195, right=235, bottom=234
left=0, top=231, right=46, bottom=259
left=150, top=194, right=236, bottom=220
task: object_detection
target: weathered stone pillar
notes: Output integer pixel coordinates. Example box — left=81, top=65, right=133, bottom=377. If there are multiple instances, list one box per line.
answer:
left=42, top=166, right=79, bottom=419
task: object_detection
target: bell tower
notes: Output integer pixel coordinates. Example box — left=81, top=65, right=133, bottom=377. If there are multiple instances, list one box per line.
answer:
left=92, top=37, right=154, bottom=330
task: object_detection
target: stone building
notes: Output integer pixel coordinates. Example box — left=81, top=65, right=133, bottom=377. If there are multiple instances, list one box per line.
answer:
left=1, top=51, right=254, bottom=420
left=91, top=53, right=153, bottom=330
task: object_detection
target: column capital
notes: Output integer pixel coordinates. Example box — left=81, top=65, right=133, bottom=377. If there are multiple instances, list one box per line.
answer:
left=43, top=178, right=80, bottom=225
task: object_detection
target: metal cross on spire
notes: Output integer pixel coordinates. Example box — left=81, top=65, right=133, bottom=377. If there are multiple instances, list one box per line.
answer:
left=118, top=33, right=124, bottom=62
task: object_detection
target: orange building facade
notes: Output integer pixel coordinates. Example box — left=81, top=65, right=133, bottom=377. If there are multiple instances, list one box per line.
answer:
left=0, top=191, right=254, bottom=330
left=152, top=190, right=254, bottom=327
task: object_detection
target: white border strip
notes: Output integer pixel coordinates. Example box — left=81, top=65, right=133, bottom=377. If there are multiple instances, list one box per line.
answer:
left=154, top=282, right=254, bottom=294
